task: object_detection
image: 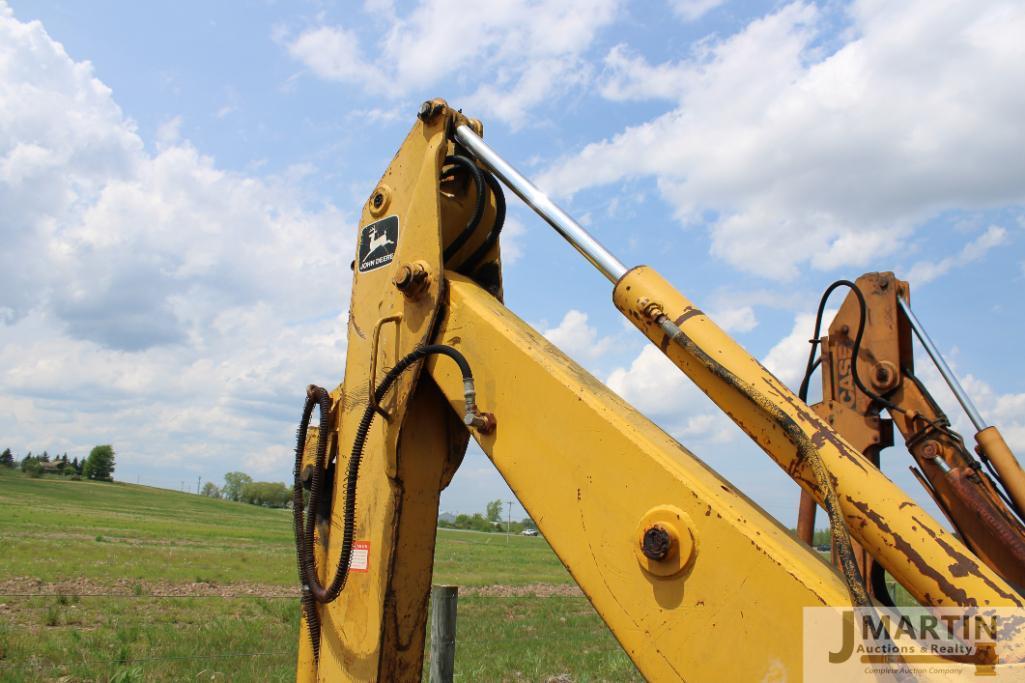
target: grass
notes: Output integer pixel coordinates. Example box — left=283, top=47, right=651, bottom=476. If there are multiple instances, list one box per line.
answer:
left=0, top=469, right=639, bottom=681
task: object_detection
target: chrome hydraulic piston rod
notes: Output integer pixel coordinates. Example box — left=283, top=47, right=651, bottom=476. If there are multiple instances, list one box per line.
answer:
left=898, top=298, right=986, bottom=431
left=453, top=124, right=627, bottom=283
left=899, top=298, right=1025, bottom=517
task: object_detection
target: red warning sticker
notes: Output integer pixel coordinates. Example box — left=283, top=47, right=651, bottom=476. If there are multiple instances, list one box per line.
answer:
left=349, top=540, right=370, bottom=573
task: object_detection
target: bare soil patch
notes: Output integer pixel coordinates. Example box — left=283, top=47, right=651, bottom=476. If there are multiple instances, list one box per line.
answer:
left=0, top=576, right=297, bottom=598
left=461, top=583, right=583, bottom=597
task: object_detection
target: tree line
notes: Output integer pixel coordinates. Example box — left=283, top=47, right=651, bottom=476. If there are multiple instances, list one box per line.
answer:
left=437, top=499, right=538, bottom=534
left=1, top=445, right=115, bottom=481
left=200, top=471, right=291, bottom=508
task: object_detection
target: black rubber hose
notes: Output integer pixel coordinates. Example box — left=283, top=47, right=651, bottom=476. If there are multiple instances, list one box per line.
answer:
left=797, top=280, right=896, bottom=410
left=458, top=169, right=506, bottom=275
left=441, top=155, right=486, bottom=263
left=293, top=345, right=476, bottom=656
left=292, top=385, right=331, bottom=661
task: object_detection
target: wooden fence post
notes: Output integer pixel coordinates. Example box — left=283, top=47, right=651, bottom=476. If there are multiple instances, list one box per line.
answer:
left=429, top=584, right=458, bottom=683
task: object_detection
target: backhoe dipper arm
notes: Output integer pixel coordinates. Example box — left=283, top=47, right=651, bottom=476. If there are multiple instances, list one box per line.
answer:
left=795, top=272, right=1025, bottom=590
left=295, top=101, right=1022, bottom=682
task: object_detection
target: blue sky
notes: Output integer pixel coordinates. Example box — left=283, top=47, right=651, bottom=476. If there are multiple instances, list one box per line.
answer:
left=2, top=0, right=1023, bottom=526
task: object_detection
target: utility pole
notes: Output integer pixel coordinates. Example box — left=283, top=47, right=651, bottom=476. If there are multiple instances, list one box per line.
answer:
left=506, top=500, right=513, bottom=543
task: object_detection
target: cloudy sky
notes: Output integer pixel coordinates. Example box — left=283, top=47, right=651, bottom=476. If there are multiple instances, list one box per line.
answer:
left=2, top=0, right=1023, bottom=526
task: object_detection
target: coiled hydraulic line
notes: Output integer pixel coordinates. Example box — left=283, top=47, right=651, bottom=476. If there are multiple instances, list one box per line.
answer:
left=441, top=155, right=486, bottom=263
left=458, top=171, right=506, bottom=275
left=439, top=154, right=507, bottom=275
left=293, top=345, right=488, bottom=661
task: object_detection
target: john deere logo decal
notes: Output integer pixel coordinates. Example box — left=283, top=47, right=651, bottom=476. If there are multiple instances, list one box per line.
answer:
left=358, top=216, right=398, bottom=273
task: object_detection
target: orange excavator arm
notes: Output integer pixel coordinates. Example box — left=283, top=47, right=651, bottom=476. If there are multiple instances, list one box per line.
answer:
left=796, top=272, right=1025, bottom=593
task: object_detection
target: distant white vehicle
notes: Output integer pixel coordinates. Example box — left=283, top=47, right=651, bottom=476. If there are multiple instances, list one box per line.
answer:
left=521, top=528, right=538, bottom=536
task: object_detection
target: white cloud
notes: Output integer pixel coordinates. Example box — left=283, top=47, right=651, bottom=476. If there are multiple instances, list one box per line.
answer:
left=284, top=0, right=620, bottom=126
left=706, top=305, right=757, bottom=333
left=600, top=44, right=691, bottom=102
left=605, top=345, right=737, bottom=442
left=0, top=6, right=351, bottom=478
left=155, top=115, right=184, bottom=148
left=541, top=1, right=1025, bottom=280
left=287, top=26, right=375, bottom=87
left=541, top=309, right=612, bottom=360
left=668, top=0, right=725, bottom=22
left=962, top=376, right=1025, bottom=454
left=907, top=225, right=1008, bottom=284
left=500, top=216, right=527, bottom=264
left=761, top=311, right=831, bottom=390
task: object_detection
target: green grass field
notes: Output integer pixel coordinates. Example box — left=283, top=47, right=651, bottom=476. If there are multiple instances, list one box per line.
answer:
left=0, top=469, right=640, bottom=682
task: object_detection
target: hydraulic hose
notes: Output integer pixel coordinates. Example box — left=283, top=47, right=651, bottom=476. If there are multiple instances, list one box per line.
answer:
left=293, top=344, right=486, bottom=660
left=797, top=280, right=896, bottom=410
left=441, top=155, right=486, bottom=263
left=458, top=170, right=506, bottom=275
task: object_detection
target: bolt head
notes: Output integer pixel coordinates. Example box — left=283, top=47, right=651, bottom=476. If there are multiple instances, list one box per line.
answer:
left=418, top=100, right=442, bottom=122
left=372, top=192, right=384, bottom=208
left=641, top=525, right=672, bottom=561
left=392, top=265, right=413, bottom=289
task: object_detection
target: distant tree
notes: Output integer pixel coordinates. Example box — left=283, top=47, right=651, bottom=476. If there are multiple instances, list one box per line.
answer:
left=83, top=445, right=116, bottom=481
left=71, top=456, right=79, bottom=472
left=485, top=499, right=502, bottom=523
left=40, top=450, right=49, bottom=463
left=24, top=460, right=43, bottom=478
left=240, top=481, right=290, bottom=508
left=20, top=454, right=36, bottom=472
left=222, top=472, right=253, bottom=502
left=0, top=448, right=13, bottom=468
left=201, top=481, right=221, bottom=498
left=812, top=528, right=832, bottom=549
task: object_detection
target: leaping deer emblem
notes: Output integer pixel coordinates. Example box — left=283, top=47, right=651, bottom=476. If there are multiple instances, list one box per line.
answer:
left=363, top=226, right=394, bottom=263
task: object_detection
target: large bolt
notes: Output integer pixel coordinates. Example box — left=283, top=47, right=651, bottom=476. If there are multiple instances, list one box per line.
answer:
left=392, top=261, right=431, bottom=298
left=393, top=265, right=414, bottom=290
left=872, top=360, right=899, bottom=390
left=463, top=411, right=497, bottom=435
left=921, top=440, right=942, bottom=459
left=641, top=525, right=672, bottom=561
left=418, top=100, right=443, bottom=122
